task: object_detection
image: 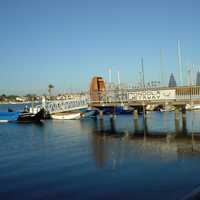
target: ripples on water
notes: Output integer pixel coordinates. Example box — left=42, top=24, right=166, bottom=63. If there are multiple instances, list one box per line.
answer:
left=1, top=104, right=200, bottom=200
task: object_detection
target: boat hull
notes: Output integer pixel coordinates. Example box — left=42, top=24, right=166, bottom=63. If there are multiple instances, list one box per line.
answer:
left=51, top=113, right=81, bottom=120
left=17, top=108, right=45, bottom=123
left=0, top=112, right=20, bottom=123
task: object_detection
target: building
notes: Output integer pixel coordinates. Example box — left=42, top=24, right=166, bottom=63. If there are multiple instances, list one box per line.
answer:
left=168, top=73, right=177, bottom=87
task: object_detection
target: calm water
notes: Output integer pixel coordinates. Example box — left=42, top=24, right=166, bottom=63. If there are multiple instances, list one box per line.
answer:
left=1, top=104, right=200, bottom=200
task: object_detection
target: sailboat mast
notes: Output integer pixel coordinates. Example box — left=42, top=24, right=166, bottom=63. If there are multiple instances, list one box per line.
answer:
left=178, top=40, right=183, bottom=86
left=160, top=48, right=164, bottom=86
left=141, top=57, right=145, bottom=88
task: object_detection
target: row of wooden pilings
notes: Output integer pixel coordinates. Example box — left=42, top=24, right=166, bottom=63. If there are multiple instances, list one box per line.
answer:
left=96, top=105, right=188, bottom=134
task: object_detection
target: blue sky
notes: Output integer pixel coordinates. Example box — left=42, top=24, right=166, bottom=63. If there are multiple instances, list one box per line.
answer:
left=0, top=0, right=200, bottom=94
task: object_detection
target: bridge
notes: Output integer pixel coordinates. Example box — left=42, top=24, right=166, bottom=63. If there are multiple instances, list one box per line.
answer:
left=42, top=97, right=89, bottom=114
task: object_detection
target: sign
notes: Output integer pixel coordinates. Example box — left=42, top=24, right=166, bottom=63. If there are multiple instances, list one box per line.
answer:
left=128, top=89, right=176, bottom=101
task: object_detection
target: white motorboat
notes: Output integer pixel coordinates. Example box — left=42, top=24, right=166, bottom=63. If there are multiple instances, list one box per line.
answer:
left=51, top=112, right=81, bottom=120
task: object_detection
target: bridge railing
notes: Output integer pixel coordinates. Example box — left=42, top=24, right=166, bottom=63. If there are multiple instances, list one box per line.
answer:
left=90, top=87, right=200, bottom=104
left=45, top=97, right=89, bottom=114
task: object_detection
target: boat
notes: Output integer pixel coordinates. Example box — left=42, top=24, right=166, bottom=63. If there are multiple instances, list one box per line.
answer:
left=0, top=108, right=45, bottom=123
left=0, top=112, right=20, bottom=123
left=17, top=108, right=45, bottom=123
left=186, top=104, right=200, bottom=110
left=51, top=112, right=81, bottom=120
left=103, top=106, right=133, bottom=115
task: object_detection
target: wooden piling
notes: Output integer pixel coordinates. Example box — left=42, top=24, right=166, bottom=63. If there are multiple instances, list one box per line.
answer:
left=182, top=106, right=187, bottom=133
left=174, top=108, right=179, bottom=133
left=142, top=105, right=148, bottom=135
left=133, top=109, right=139, bottom=132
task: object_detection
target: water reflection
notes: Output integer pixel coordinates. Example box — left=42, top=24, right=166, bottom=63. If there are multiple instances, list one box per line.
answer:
left=87, top=116, right=200, bottom=169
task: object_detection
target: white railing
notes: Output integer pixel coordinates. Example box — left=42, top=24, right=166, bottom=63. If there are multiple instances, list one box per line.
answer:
left=89, top=88, right=200, bottom=104
left=45, top=98, right=89, bottom=114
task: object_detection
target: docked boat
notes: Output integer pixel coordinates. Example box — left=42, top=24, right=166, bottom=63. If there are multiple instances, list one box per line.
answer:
left=51, top=112, right=81, bottom=120
left=17, top=108, right=45, bottom=123
left=103, top=106, right=133, bottom=115
left=0, top=108, right=45, bottom=123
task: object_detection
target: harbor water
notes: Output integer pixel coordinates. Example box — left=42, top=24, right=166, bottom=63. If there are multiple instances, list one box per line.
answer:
left=1, top=104, right=200, bottom=200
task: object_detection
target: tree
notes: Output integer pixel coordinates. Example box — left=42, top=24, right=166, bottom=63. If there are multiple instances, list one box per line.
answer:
left=48, top=84, right=54, bottom=97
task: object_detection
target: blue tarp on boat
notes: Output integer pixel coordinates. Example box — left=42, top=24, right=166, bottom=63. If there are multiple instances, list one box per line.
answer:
left=0, top=112, right=20, bottom=122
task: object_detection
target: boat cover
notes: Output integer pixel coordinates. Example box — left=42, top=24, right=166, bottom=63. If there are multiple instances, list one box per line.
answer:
left=0, top=112, right=20, bottom=121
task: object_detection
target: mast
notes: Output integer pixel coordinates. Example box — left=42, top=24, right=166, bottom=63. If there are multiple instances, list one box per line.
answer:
left=108, top=67, right=112, bottom=83
left=177, top=40, right=183, bottom=86
left=160, top=49, right=164, bottom=86
left=141, top=57, right=145, bottom=88
left=117, top=71, right=120, bottom=86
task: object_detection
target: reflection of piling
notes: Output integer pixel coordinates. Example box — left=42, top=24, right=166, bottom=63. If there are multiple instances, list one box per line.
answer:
left=99, top=110, right=104, bottom=120
left=110, top=117, right=116, bottom=133
left=109, top=107, right=115, bottom=120
left=190, top=111, right=194, bottom=137
left=98, top=110, right=104, bottom=132
left=99, top=117, right=104, bottom=132
left=109, top=107, right=116, bottom=133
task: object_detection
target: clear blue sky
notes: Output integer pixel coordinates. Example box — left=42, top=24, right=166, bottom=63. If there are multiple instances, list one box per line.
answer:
left=0, top=0, right=200, bottom=95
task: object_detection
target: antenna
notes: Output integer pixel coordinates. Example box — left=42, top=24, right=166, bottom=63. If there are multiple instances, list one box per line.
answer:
left=177, top=40, right=183, bottom=86
left=117, top=71, right=120, bottom=85
left=141, top=57, right=145, bottom=88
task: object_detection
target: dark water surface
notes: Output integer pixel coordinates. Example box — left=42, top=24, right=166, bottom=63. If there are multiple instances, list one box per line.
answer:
left=1, top=104, right=200, bottom=200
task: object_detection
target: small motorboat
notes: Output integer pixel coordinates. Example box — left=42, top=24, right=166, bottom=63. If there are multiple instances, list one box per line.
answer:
left=17, top=108, right=45, bottom=123
left=0, top=108, right=45, bottom=123
left=51, top=112, right=81, bottom=120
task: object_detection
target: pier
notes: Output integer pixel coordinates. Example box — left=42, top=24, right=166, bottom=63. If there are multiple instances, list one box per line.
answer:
left=88, top=81, right=200, bottom=133
left=37, top=76, right=200, bottom=135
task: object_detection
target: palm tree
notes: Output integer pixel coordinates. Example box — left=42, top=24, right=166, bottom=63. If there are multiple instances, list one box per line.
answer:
left=48, top=84, right=54, bottom=97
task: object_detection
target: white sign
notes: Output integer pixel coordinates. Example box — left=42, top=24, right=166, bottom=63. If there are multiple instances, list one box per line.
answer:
left=128, top=89, right=176, bottom=101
